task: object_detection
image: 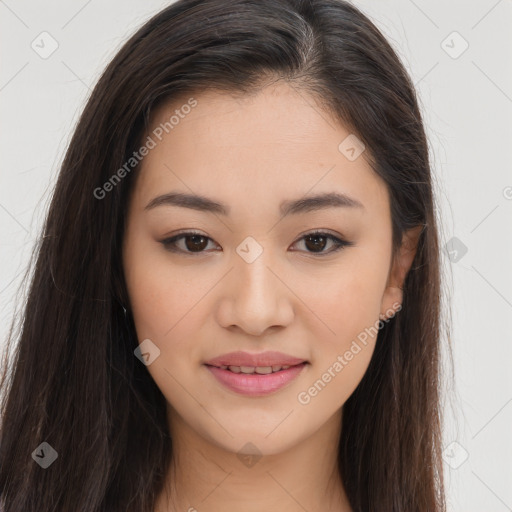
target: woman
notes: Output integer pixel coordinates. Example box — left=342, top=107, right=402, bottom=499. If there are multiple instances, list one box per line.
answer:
left=0, top=0, right=449, bottom=510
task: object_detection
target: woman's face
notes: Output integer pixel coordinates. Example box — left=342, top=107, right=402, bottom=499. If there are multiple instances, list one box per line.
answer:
left=122, top=82, right=412, bottom=455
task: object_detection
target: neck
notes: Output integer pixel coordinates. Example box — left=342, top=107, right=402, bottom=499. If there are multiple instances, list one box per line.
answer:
left=155, top=407, right=352, bottom=512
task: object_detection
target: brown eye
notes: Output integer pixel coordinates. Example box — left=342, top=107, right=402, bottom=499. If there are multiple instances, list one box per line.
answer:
left=161, top=232, right=216, bottom=254
left=292, top=231, right=353, bottom=256
left=304, top=233, right=329, bottom=252
left=184, top=234, right=208, bottom=252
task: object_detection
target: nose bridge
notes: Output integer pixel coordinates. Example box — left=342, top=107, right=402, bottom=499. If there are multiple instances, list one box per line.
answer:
left=234, top=238, right=279, bottom=308
left=220, top=235, right=293, bottom=335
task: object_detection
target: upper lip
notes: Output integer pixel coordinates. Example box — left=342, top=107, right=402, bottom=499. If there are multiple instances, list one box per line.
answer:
left=204, top=351, right=307, bottom=368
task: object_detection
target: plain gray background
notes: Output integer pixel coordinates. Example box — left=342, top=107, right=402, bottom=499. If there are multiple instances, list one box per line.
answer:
left=1, top=1, right=511, bottom=510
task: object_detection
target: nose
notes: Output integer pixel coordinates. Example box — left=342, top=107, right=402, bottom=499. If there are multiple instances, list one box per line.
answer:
left=215, top=249, right=294, bottom=336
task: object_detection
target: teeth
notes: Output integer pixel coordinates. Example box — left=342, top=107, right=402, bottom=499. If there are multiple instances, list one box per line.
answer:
left=254, top=366, right=273, bottom=374
left=220, top=365, right=295, bottom=374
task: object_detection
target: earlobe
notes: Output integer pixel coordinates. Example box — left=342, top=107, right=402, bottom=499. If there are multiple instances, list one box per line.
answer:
left=380, top=225, right=423, bottom=319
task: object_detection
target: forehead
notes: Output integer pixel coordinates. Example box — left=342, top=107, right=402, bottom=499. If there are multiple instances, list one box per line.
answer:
left=132, top=83, right=389, bottom=218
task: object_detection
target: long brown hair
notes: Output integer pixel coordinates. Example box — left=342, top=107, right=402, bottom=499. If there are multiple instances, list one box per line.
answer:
left=0, top=0, right=449, bottom=510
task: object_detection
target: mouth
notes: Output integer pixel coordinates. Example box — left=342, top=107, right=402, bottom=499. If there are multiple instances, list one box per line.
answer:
left=205, top=363, right=301, bottom=374
left=204, top=358, right=309, bottom=396
left=204, top=350, right=308, bottom=369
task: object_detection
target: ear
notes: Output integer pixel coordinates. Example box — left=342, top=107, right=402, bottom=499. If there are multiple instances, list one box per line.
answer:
left=380, top=225, right=423, bottom=320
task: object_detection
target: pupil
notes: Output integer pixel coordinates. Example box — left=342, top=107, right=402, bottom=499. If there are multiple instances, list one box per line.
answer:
left=305, top=234, right=326, bottom=252
left=186, top=235, right=207, bottom=252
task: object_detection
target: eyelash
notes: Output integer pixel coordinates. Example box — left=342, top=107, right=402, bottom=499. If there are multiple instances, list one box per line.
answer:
left=160, top=230, right=354, bottom=257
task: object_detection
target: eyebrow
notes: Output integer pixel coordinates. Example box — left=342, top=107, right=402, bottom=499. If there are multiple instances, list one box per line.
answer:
left=144, top=191, right=364, bottom=216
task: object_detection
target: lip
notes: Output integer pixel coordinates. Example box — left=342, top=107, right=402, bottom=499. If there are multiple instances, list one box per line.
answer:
left=204, top=350, right=307, bottom=368
left=205, top=362, right=308, bottom=396
left=204, top=351, right=309, bottom=397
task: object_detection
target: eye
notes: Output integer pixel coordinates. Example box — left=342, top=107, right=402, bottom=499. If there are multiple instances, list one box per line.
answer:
left=161, top=231, right=218, bottom=254
left=160, top=230, right=353, bottom=256
left=290, top=230, right=354, bottom=256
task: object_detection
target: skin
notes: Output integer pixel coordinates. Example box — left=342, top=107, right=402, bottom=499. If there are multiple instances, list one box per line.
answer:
left=122, top=81, right=421, bottom=512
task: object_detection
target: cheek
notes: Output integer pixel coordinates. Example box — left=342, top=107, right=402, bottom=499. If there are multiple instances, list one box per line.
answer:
left=123, top=232, right=205, bottom=342
left=301, top=252, right=388, bottom=347
left=123, top=248, right=210, bottom=401
left=293, top=252, right=389, bottom=406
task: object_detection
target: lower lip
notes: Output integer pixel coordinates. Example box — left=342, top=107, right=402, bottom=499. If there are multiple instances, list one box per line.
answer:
left=205, top=363, right=308, bottom=396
